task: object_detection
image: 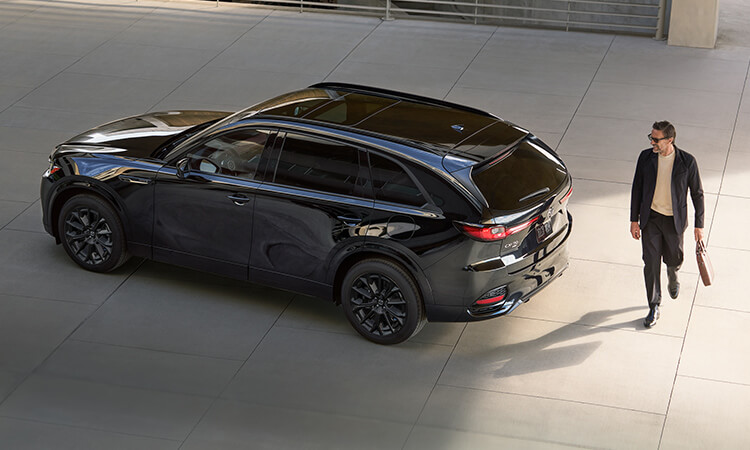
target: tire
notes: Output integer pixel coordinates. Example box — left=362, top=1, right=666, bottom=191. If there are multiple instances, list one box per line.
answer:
left=58, top=194, right=129, bottom=273
left=341, top=258, right=426, bottom=345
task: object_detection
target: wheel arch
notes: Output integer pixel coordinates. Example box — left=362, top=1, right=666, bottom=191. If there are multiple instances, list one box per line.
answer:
left=49, top=181, right=130, bottom=243
left=331, top=244, right=434, bottom=308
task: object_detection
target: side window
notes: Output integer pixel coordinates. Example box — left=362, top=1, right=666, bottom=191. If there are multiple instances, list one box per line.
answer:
left=187, top=128, right=270, bottom=180
left=367, top=153, right=425, bottom=207
left=273, top=133, right=361, bottom=197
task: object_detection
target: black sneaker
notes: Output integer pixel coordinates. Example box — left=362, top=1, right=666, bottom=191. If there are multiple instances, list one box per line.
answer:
left=644, top=305, right=660, bottom=328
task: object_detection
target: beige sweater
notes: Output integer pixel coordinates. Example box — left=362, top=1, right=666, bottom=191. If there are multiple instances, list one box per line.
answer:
left=651, top=150, right=675, bottom=216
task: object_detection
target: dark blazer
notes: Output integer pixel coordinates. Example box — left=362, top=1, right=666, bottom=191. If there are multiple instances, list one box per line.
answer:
left=630, top=146, right=704, bottom=233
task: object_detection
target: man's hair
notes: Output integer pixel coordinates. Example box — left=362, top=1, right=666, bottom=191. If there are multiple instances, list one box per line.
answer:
left=652, top=120, right=676, bottom=142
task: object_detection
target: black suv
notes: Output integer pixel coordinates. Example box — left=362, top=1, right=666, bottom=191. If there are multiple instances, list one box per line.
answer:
left=41, top=83, right=572, bottom=344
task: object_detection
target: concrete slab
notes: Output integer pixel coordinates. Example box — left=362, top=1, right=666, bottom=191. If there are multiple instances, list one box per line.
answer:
left=18, top=72, right=180, bottom=117
left=222, top=327, right=452, bottom=423
left=40, top=340, right=242, bottom=397
left=595, top=52, right=748, bottom=94
left=347, top=21, right=492, bottom=70
left=113, top=7, right=268, bottom=51
left=410, top=385, right=664, bottom=449
left=67, top=41, right=219, bottom=82
left=719, top=150, right=750, bottom=197
left=0, top=49, right=76, bottom=89
left=709, top=194, right=750, bottom=250
left=71, top=263, right=293, bottom=359
left=0, top=417, right=180, bottom=450
left=661, top=376, right=750, bottom=449
left=678, top=305, right=750, bottom=385
left=0, top=374, right=211, bottom=441
left=0, top=230, right=139, bottom=304
left=440, top=316, right=683, bottom=414
left=0, top=200, right=29, bottom=230
left=5, top=200, right=42, bottom=233
left=0, top=294, right=96, bottom=372
left=181, top=399, right=412, bottom=450
left=578, top=81, right=740, bottom=131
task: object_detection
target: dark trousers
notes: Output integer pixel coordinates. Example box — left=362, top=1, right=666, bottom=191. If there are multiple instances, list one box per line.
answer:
left=641, top=210, right=684, bottom=306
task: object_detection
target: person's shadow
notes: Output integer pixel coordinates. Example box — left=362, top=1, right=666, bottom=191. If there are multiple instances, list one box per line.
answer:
left=485, top=307, right=644, bottom=379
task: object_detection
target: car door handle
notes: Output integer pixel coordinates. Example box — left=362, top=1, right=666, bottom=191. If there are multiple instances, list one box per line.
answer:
left=337, top=215, right=362, bottom=227
left=228, top=194, right=250, bottom=206
left=119, top=175, right=152, bottom=185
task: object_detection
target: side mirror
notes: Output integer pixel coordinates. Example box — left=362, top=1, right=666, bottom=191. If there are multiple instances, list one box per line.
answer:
left=176, top=158, right=189, bottom=179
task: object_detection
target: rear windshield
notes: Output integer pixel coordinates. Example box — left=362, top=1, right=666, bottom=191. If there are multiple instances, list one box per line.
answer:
left=472, top=140, right=567, bottom=211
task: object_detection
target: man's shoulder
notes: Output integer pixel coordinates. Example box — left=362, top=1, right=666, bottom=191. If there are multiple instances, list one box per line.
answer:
left=637, top=148, right=654, bottom=162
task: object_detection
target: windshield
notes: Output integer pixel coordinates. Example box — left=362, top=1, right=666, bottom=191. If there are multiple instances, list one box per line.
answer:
left=472, top=140, right=568, bottom=211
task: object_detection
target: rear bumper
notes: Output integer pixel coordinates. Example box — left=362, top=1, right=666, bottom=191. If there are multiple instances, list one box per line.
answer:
left=424, top=212, right=572, bottom=322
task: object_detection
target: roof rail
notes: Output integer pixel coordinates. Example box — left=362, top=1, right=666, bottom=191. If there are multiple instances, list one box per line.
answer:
left=309, top=82, right=498, bottom=119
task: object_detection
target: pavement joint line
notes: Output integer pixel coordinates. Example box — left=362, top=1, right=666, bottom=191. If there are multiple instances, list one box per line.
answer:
left=66, top=337, right=249, bottom=362
left=176, top=289, right=296, bottom=449
left=144, top=4, right=274, bottom=113
left=434, top=382, right=669, bottom=417
left=0, top=414, right=182, bottom=445
left=691, top=303, right=750, bottom=315
left=556, top=34, right=616, bottom=152
left=675, top=374, right=750, bottom=389
left=0, top=257, right=145, bottom=407
left=401, top=322, right=468, bottom=450
left=443, top=25, right=500, bottom=102
left=322, top=16, right=384, bottom=82
left=657, top=54, right=750, bottom=450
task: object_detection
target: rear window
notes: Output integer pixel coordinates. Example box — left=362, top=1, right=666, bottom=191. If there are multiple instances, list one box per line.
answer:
left=472, top=140, right=567, bottom=211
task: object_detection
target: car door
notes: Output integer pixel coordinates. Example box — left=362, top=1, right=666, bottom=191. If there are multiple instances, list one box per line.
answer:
left=250, top=131, right=372, bottom=295
left=152, top=126, right=275, bottom=279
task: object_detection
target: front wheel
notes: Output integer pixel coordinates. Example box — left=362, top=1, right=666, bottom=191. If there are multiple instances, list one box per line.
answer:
left=58, top=194, right=129, bottom=273
left=341, top=258, right=426, bottom=345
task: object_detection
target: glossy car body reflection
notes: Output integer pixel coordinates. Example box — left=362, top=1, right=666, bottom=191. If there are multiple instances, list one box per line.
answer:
left=41, top=83, right=573, bottom=344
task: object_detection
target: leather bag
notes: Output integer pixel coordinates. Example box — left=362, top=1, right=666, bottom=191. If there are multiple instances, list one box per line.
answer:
left=696, top=240, right=714, bottom=286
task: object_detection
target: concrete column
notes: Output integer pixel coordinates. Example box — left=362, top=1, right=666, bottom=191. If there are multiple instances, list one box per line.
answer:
left=667, top=0, right=719, bottom=48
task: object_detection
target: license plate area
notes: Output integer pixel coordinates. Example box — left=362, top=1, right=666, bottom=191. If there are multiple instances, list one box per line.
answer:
left=535, top=220, right=552, bottom=243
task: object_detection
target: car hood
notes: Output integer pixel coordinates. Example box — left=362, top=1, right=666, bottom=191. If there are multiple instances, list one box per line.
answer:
left=60, top=110, right=232, bottom=159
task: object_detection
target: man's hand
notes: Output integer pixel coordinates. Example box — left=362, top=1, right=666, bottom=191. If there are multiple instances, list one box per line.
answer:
left=695, top=227, right=704, bottom=242
left=630, top=221, right=641, bottom=240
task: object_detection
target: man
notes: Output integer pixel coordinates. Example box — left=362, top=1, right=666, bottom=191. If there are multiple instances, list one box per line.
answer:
left=630, top=121, right=704, bottom=328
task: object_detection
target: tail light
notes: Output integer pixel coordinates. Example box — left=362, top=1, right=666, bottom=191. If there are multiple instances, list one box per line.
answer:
left=459, top=216, right=539, bottom=242
left=559, top=185, right=572, bottom=204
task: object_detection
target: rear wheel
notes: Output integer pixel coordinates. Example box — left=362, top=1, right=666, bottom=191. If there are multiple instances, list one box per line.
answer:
left=58, top=194, right=129, bottom=273
left=341, top=258, right=426, bottom=345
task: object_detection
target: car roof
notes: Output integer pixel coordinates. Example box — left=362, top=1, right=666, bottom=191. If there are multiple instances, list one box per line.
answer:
left=240, top=83, right=528, bottom=167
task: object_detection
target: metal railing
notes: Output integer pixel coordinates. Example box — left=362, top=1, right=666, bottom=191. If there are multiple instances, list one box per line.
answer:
left=213, top=0, right=666, bottom=38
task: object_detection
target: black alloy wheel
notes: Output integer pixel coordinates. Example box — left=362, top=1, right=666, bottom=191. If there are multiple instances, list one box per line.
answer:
left=58, top=194, right=129, bottom=273
left=341, top=258, right=425, bottom=344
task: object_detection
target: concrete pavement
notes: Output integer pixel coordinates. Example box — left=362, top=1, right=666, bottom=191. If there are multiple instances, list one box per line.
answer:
left=1, top=0, right=749, bottom=448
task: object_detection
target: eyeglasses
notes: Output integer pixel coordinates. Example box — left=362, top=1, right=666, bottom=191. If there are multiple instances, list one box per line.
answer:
left=648, top=134, right=670, bottom=142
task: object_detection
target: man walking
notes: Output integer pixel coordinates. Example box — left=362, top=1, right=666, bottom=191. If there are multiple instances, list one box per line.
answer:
left=630, top=121, right=704, bottom=328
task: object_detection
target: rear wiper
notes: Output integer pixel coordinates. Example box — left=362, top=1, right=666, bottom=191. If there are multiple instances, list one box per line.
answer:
left=519, top=187, right=550, bottom=203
